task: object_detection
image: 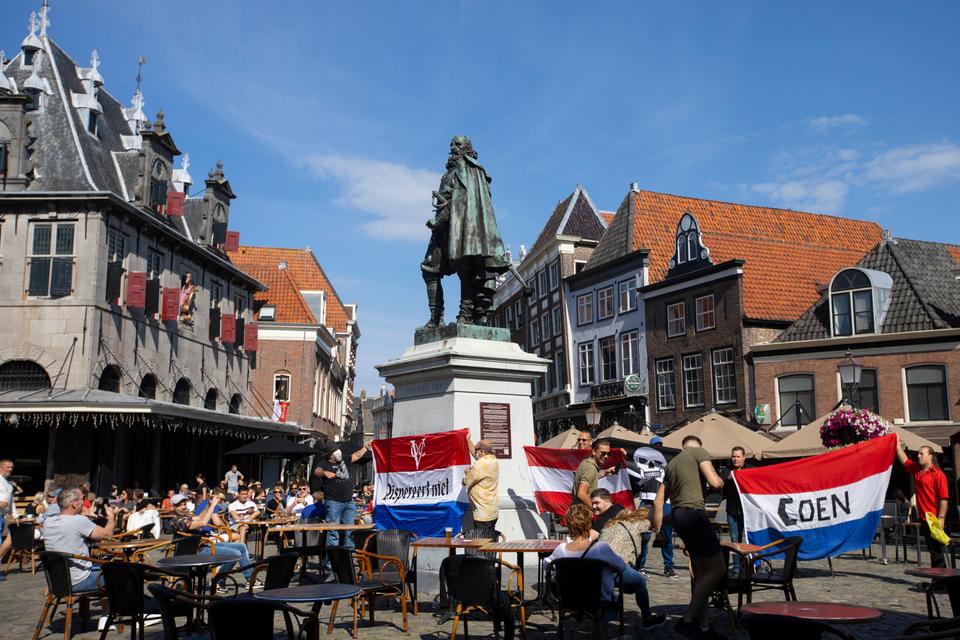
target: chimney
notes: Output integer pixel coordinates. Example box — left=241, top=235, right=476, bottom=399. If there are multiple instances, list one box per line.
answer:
left=630, top=182, right=640, bottom=193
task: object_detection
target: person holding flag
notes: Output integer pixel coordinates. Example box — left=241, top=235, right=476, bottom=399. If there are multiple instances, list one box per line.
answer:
left=896, top=437, right=949, bottom=567
left=572, top=438, right=617, bottom=508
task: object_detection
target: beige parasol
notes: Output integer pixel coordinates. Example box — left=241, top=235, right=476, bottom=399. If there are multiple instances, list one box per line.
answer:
left=661, top=412, right=773, bottom=459
left=538, top=426, right=583, bottom=449
left=595, top=422, right=656, bottom=445
left=761, top=409, right=942, bottom=459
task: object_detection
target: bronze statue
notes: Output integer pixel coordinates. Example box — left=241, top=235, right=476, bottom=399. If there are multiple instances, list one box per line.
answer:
left=422, top=136, right=523, bottom=327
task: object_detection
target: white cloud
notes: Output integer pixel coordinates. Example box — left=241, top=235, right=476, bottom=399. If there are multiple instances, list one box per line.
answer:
left=805, top=114, right=869, bottom=133
left=299, top=155, right=441, bottom=241
left=861, top=141, right=960, bottom=194
left=751, top=179, right=849, bottom=213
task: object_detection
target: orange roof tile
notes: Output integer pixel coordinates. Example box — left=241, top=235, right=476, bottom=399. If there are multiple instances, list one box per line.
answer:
left=244, top=266, right=316, bottom=324
left=228, top=245, right=350, bottom=332
left=629, top=191, right=885, bottom=321
left=600, top=211, right=615, bottom=225
left=947, top=245, right=960, bottom=266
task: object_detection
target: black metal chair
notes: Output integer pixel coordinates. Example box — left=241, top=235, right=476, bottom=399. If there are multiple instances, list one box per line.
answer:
left=921, top=575, right=960, bottom=619
left=550, top=557, right=623, bottom=639
left=742, top=614, right=854, bottom=639
left=443, top=554, right=516, bottom=640
left=146, top=583, right=215, bottom=640
left=208, top=596, right=316, bottom=640
left=4, top=520, right=42, bottom=574
left=33, top=550, right=104, bottom=640
left=328, top=545, right=389, bottom=632
left=216, top=551, right=299, bottom=596
left=165, top=532, right=207, bottom=557
left=97, top=561, right=184, bottom=640
left=742, top=536, right=804, bottom=609
left=896, top=615, right=960, bottom=639
left=355, top=530, right=416, bottom=630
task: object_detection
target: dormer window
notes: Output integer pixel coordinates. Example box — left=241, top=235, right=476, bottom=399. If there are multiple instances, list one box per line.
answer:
left=23, top=50, right=35, bottom=67
left=87, top=111, right=98, bottom=136
left=829, top=268, right=893, bottom=337
left=668, top=212, right=712, bottom=275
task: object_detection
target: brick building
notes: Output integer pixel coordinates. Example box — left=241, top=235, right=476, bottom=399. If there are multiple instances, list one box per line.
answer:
left=751, top=239, right=960, bottom=459
left=228, top=246, right=360, bottom=441
left=491, top=184, right=611, bottom=441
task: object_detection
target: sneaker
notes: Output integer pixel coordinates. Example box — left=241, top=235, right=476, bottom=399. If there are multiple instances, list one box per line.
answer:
left=674, top=619, right=698, bottom=636
left=247, top=579, right=265, bottom=591
left=640, top=613, right=666, bottom=629
left=638, top=567, right=647, bottom=576
left=663, top=567, right=678, bottom=578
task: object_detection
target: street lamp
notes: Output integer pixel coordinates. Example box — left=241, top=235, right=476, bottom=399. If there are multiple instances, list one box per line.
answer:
left=585, top=402, right=602, bottom=429
left=837, top=350, right=862, bottom=407
left=626, top=404, right=638, bottom=431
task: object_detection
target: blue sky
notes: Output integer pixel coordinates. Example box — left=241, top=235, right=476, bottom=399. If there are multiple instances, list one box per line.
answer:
left=4, top=1, right=959, bottom=396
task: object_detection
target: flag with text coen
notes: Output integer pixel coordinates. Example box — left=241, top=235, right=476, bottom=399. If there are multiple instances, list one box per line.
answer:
left=733, top=434, right=896, bottom=560
left=372, top=429, right=470, bottom=537
left=523, top=446, right=634, bottom=517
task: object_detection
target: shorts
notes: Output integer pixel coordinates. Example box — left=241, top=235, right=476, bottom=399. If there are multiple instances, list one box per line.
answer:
left=672, top=507, right=721, bottom=558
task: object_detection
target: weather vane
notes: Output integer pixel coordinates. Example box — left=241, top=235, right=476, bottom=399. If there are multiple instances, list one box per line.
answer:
left=135, top=55, right=146, bottom=93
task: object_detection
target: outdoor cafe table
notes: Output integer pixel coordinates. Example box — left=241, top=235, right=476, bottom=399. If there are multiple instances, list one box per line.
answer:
left=156, top=550, right=241, bottom=627
left=905, top=566, right=960, bottom=618
left=245, top=515, right=299, bottom=559
left=741, top=600, right=882, bottom=623
left=411, top=536, right=486, bottom=614
left=480, top=539, right=562, bottom=637
left=256, top=583, right=364, bottom=639
left=268, top=522, right=374, bottom=582
left=97, top=537, right=164, bottom=562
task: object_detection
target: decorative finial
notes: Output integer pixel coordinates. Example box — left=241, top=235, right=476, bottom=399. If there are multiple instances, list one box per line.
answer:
left=135, top=55, right=145, bottom=93
left=39, top=1, right=51, bottom=36
left=28, top=12, right=38, bottom=36
left=131, top=88, right=144, bottom=111
left=90, top=49, right=99, bottom=70
left=153, top=110, right=165, bottom=133
left=181, top=153, right=190, bottom=173
left=214, top=159, right=224, bottom=179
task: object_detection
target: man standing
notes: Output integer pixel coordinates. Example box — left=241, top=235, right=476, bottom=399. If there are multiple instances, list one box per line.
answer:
left=42, top=488, right=117, bottom=592
left=223, top=465, right=243, bottom=498
left=0, top=459, right=15, bottom=581
left=724, top=446, right=747, bottom=573
left=464, top=438, right=499, bottom=532
left=590, top=488, right=624, bottom=536
left=573, top=438, right=616, bottom=508
left=896, top=439, right=949, bottom=567
left=314, top=444, right=368, bottom=549
left=653, top=435, right=725, bottom=638
left=575, top=430, right=593, bottom=450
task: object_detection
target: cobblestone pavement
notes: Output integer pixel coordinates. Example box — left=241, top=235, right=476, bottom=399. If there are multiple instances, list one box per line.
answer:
left=0, top=541, right=936, bottom=639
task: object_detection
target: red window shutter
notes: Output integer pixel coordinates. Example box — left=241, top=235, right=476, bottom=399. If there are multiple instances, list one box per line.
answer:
left=161, top=288, right=180, bottom=320
left=126, top=272, right=147, bottom=309
left=225, top=231, right=240, bottom=252
left=166, top=192, right=185, bottom=216
left=221, top=313, right=236, bottom=343
left=243, top=323, right=258, bottom=351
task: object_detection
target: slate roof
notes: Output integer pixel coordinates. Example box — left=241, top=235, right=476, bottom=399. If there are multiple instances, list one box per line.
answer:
left=228, top=246, right=350, bottom=332
left=776, top=238, right=960, bottom=342
left=591, top=189, right=884, bottom=322
left=526, top=185, right=607, bottom=258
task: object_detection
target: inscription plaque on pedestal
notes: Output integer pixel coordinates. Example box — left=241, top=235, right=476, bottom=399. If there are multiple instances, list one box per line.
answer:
left=480, top=402, right=512, bottom=459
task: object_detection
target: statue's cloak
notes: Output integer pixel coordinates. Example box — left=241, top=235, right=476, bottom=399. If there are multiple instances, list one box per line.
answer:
left=441, top=155, right=511, bottom=272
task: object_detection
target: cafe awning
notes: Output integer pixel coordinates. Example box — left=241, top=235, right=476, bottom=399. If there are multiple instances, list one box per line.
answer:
left=661, top=412, right=773, bottom=459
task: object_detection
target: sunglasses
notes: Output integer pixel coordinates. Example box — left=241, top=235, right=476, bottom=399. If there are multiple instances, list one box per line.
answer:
left=577, top=438, right=590, bottom=442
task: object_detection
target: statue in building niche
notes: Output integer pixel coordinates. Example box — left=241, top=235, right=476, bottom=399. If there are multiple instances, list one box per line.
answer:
left=179, top=272, right=198, bottom=325
left=421, top=136, right=527, bottom=326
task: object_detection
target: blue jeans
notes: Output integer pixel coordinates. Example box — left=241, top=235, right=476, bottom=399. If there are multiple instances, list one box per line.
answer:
left=202, top=541, right=252, bottom=581
left=72, top=567, right=101, bottom=593
left=727, top=514, right=744, bottom=572
left=325, top=500, right=357, bottom=549
left=620, top=566, right=652, bottom=618
left=638, top=501, right=674, bottom=571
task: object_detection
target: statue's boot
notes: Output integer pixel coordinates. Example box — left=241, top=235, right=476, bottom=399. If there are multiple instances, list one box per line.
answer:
left=424, top=277, right=444, bottom=327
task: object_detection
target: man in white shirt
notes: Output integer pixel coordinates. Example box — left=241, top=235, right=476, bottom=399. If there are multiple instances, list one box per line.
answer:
left=285, top=485, right=314, bottom=518
left=0, top=459, right=16, bottom=581
left=42, top=487, right=116, bottom=592
left=228, top=486, right=260, bottom=543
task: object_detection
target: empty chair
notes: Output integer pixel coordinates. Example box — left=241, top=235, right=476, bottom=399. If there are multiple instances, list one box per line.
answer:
left=97, top=561, right=182, bottom=640
left=355, top=530, right=416, bottom=629
left=208, top=595, right=315, bottom=640
left=443, top=554, right=516, bottom=640
left=4, top=520, right=42, bottom=574
left=550, top=557, right=623, bottom=639
left=217, top=551, right=298, bottom=595
left=742, top=536, right=804, bottom=609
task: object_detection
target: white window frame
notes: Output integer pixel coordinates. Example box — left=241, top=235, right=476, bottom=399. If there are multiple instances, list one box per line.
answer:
left=597, top=286, right=614, bottom=320
left=619, top=279, right=637, bottom=313
left=667, top=302, right=685, bottom=338
left=695, top=294, right=715, bottom=332
left=513, top=300, right=521, bottom=330
left=599, top=336, right=617, bottom=382
left=655, top=358, right=676, bottom=410
left=274, top=373, right=291, bottom=402
left=552, top=306, right=562, bottom=335
left=529, top=320, right=540, bottom=345
left=538, top=270, right=548, bottom=298
left=683, top=353, right=704, bottom=408
left=577, top=293, right=594, bottom=325
left=620, top=330, right=640, bottom=377
left=578, top=342, right=595, bottom=386
left=712, top=347, right=737, bottom=404
left=549, top=261, right=560, bottom=290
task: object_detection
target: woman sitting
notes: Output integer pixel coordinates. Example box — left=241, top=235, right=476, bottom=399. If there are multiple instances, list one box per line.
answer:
left=544, top=504, right=665, bottom=630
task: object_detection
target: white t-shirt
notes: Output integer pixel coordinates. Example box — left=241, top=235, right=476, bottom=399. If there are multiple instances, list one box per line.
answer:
left=225, top=470, right=241, bottom=491
left=0, top=475, right=14, bottom=517
left=42, top=514, right=97, bottom=584
left=286, top=495, right=314, bottom=517
left=543, top=541, right=626, bottom=602
left=229, top=499, right=258, bottom=522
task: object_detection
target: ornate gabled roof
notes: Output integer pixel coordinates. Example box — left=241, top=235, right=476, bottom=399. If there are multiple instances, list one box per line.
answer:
left=776, top=238, right=960, bottom=342
left=526, top=184, right=606, bottom=259
left=597, top=188, right=884, bottom=322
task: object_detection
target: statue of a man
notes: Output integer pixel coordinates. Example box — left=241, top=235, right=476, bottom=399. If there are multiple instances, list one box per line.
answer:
left=422, top=136, right=511, bottom=326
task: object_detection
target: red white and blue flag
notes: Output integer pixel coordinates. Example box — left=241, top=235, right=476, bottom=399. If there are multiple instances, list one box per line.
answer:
left=523, top=446, right=634, bottom=517
left=371, top=429, right=470, bottom=537
left=733, top=434, right=897, bottom=560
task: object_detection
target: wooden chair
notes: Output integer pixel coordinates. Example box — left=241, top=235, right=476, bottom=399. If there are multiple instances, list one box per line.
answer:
left=354, top=530, right=417, bottom=630
left=4, top=520, right=42, bottom=574
left=550, top=557, right=623, bottom=639
left=33, top=551, right=105, bottom=640
left=443, top=554, right=517, bottom=640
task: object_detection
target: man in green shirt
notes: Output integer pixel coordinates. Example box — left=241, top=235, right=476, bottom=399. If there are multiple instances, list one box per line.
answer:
left=572, top=438, right=616, bottom=507
left=653, top=435, right=725, bottom=638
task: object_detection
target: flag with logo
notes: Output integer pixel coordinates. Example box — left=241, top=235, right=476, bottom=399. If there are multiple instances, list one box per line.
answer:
left=733, top=434, right=896, bottom=560
left=523, top=446, right=634, bottom=517
left=371, top=428, right=470, bottom=537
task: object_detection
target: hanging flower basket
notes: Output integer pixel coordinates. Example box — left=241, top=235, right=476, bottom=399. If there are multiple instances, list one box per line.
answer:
left=820, top=408, right=892, bottom=448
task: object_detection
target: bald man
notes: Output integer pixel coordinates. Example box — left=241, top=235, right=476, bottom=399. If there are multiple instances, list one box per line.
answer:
left=464, top=438, right=500, bottom=532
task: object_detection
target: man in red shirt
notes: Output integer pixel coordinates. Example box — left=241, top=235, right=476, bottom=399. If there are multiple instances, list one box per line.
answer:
left=896, top=437, right=949, bottom=567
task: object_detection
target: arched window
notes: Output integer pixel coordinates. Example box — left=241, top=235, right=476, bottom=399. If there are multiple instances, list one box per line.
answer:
left=671, top=213, right=709, bottom=270
left=0, top=360, right=51, bottom=391
left=149, top=159, right=168, bottom=210
left=830, top=269, right=873, bottom=336
left=229, top=393, right=242, bottom=414
left=204, top=388, right=218, bottom=410
left=97, top=365, right=122, bottom=393
left=173, top=378, right=191, bottom=405
left=677, top=237, right=688, bottom=263
left=139, top=374, right=157, bottom=400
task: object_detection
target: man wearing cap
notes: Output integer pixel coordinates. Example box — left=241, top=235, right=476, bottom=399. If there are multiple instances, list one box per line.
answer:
left=314, top=443, right=369, bottom=549
left=38, top=488, right=62, bottom=523
left=464, top=438, right=499, bottom=532
left=170, top=492, right=255, bottom=586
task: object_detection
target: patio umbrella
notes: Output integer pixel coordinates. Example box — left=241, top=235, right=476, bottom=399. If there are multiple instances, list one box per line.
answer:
left=595, top=423, right=656, bottom=445
left=761, top=409, right=942, bottom=459
left=661, top=412, right=773, bottom=460
left=539, top=427, right=582, bottom=449
left=225, top=437, right=317, bottom=457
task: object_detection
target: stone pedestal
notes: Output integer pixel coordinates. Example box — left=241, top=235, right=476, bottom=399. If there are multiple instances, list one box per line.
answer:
left=376, top=333, right=550, bottom=561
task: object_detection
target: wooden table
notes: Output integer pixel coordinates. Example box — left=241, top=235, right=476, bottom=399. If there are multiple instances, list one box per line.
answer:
left=480, top=539, right=562, bottom=637
left=742, top=600, right=881, bottom=623
left=721, top=541, right=763, bottom=555
left=268, top=523, right=374, bottom=582
left=256, top=584, right=364, bottom=639
left=905, top=567, right=960, bottom=618
left=245, top=517, right=299, bottom=560
left=97, top=538, right=165, bottom=562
